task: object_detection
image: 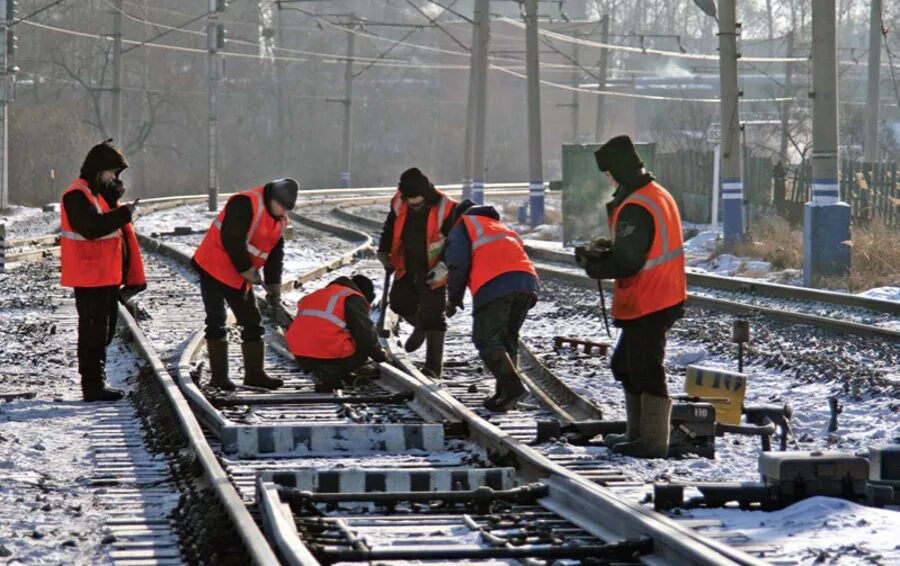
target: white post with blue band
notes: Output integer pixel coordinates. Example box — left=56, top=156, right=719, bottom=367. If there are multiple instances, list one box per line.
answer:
left=524, top=0, right=544, bottom=226
left=804, top=1, right=850, bottom=286
left=721, top=178, right=744, bottom=241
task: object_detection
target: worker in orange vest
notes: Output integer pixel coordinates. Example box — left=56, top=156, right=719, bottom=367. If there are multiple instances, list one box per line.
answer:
left=285, top=274, right=389, bottom=392
left=60, top=140, right=145, bottom=402
left=376, top=168, right=457, bottom=379
left=192, top=179, right=299, bottom=391
left=445, top=201, right=539, bottom=412
left=578, top=135, right=687, bottom=458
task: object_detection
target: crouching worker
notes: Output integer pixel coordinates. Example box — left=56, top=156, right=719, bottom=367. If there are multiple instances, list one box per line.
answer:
left=445, top=201, right=539, bottom=412
left=61, top=140, right=145, bottom=402
left=286, top=275, right=388, bottom=392
left=580, top=135, right=686, bottom=458
left=192, top=179, right=299, bottom=391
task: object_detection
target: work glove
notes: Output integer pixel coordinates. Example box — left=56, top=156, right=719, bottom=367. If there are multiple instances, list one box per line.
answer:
left=445, top=301, right=463, bottom=319
left=425, top=261, right=448, bottom=286
left=377, top=251, right=392, bottom=270
left=265, top=284, right=282, bottom=309
left=240, top=268, right=263, bottom=285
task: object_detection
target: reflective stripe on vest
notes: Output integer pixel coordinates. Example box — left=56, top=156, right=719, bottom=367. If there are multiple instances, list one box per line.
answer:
left=621, top=193, right=685, bottom=273
left=210, top=188, right=273, bottom=261
left=295, top=287, right=356, bottom=330
left=463, top=215, right=537, bottom=297
left=60, top=230, right=119, bottom=242
left=467, top=215, right=524, bottom=251
left=389, top=191, right=456, bottom=287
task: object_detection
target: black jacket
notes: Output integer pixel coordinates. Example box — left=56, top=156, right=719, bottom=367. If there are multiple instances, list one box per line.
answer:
left=297, top=277, right=386, bottom=364
left=584, top=172, right=684, bottom=326
left=193, top=186, right=285, bottom=285
left=377, top=189, right=455, bottom=278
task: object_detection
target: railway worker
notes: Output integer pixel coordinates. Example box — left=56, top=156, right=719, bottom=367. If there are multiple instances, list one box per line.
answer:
left=578, top=135, right=686, bottom=459
left=285, top=274, right=389, bottom=392
left=192, top=179, right=299, bottom=391
left=376, top=167, right=457, bottom=379
left=60, top=140, right=145, bottom=402
left=445, top=200, right=539, bottom=412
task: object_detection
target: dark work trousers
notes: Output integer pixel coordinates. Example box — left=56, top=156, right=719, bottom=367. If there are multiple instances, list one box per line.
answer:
left=74, top=286, right=120, bottom=385
left=199, top=271, right=263, bottom=343
left=295, top=351, right=369, bottom=379
left=389, top=272, right=447, bottom=332
left=610, top=317, right=671, bottom=397
left=472, top=292, right=535, bottom=362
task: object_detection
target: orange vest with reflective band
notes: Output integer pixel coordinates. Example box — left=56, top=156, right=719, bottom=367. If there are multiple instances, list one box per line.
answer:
left=389, top=190, right=457, bottom=289
left=607, top=181, right=686, bottom=320
left=193, top=186, right=285, bottom=290
left=60, top=179, right=146, bottom=288
left=461, top=215, right=537, bottom=297
left=285, top=283, right=365, bottom=359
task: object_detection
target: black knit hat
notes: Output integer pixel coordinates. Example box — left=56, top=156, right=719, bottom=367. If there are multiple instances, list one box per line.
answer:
left=80, top=139, right=128, bottom=181
left=594, top=135, right=643, bottom=176
left=398, top=167, right=432, bottom=198
left=351, top=274, right=376, bottom=304
left=266, top=178, right=299, bottom=210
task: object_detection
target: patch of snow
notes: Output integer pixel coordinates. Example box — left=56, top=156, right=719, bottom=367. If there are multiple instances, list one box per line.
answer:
left=858, top=287, right=900, bottom=304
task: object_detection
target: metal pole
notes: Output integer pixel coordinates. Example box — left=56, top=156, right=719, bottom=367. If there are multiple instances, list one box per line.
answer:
left=524, top=0, right=544, bottom=226
left=0, top=1, right=8, bottom=210
left=863, top=0, right=882, bottom=163
left=570, top=31, right=579, bottom=144
left=712, top=142, right=721, bottom=232
left=111, top=0, right=123, bottom=144
left=594, top=14, right=609, bottom=142
left=804, top=0, right=850, bottom=286
left=779, top=31, right=795, bottom=164
left=717, top=0, right=744, bottom=242
left=207, top=0, right=219, bottom=211
left=462, top=17, right=477, bottom=201
left=340, top=23, right=355, bottom=189
left=472, top=0, right=489, bottom=205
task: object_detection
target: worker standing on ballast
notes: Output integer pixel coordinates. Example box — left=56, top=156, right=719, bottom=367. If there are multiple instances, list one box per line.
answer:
left=60, top=140, right=145, bottom=402
left=578, top=135, right=686, bottom=459
left=192, top=179, right=299, bottom=391
left=377, top=168, right=457, bottom=379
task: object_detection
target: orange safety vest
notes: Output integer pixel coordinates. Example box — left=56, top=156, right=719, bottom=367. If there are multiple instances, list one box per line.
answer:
left=461, top=215, right=537, bottom=297
left=285, top=283, right=366, bottom=359
left=60, top=179, right=146, bottom=288
left=193, top=186, right=285, bottom=290
left=389, top=190, right=456, bottom=289
left=607, top=181, right=686, bottom=320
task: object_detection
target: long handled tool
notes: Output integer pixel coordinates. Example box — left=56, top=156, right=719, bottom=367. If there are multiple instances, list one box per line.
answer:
left=377, top=269, right=394, bottom=337
left=597, top=280, right=612, bottom=338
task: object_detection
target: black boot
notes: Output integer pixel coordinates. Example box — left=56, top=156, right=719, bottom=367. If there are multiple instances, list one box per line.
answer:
left=80, top=346, right=124, bottom=402
left=241, top=342, right=284, bottom=389
left=404, top=327, right=426, bottom=353
left=313, top=367, right=344, bottom=393
left=422, top=331, right=445, bottom=379
left=482, top=350, right=526, bottom=412
left=207, top=339, right=235, bottom=390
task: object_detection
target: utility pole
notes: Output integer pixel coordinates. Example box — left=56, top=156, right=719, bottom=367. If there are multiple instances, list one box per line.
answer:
left=779, top=31, right=794, bottom=164
left=340, top=21, right=355, bottom=188
left=471, top=0, right=489, bottom=204
left=717, top=0, right=744, bottom=242
left=0, top=0, right=9, bottom=210
left=524, top=0, right=544, bottom=226
left=863, top=0, right=882, bottom=163
left=594, top=14, right=609, bottom=142
left=206, top=0, right=221, bottom=211
left=111, top=0, right=123, bottom=144
left=804, top=0, right=850, bottom=286
left=569, top=32, right=579, bottom=143
left=462, top=22, right=477, bottom=200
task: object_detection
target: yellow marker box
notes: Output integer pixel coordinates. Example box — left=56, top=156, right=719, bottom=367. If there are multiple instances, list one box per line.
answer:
left=684, top=365, right=747, bottom=425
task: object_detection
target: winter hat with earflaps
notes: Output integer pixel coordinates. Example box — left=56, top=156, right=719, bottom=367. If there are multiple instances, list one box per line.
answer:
left=594, top=135, right=644, bottom=183
left=80, top=139, right=129, bottom=182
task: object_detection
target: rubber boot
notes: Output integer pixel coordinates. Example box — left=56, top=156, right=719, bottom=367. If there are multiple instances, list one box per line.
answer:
left=604, top=392, right=641, bottom=449
left=81, top=346, right=124, bottom=402
left=422, top=331, right=445, bottom=379
left=482, top=351, right=527, bottom=412
left=613, top=394, right=672, bottom=458
left=241, top=342, right=284, bottom=389
left=207, top=339, right=235, bottom=390
left=313, top=367, right=345, bottom=393
left=404, top=325, right=426, bottom=353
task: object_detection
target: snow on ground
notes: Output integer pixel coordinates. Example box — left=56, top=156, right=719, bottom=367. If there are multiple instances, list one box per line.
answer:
left=858, top=287, right=900, bottom=303
left=0, top=260, right=147, bottom=564
left=0, top=205, right=59, bottom=240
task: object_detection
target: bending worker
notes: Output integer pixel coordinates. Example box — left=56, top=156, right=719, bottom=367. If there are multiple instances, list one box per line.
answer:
left=445, top=200, right=539, bottom=412
left=60, top=140, right=145, bottom=402
left=192, top=179, right=299, bottom=391
left=578, top=135, right=686, bottom=459
left=286, top=274, right=388, bottom=392
left=377, top=168, right=457, bottom=379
